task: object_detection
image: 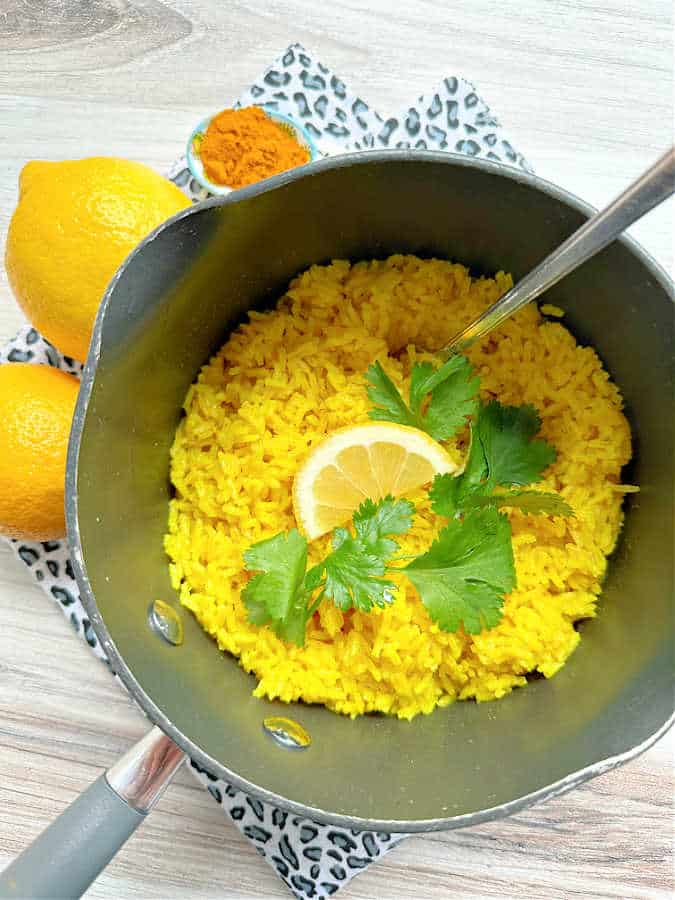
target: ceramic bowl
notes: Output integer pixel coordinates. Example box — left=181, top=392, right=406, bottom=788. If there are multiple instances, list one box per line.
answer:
left=186, top=105, right=320, bottom=196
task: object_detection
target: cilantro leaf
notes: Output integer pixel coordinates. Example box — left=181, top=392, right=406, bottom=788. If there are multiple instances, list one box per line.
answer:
left=429, top=400, right=559, bottom=519
left=410, top=355, right=480, bottom=442
left=352, top=495, right=415, bottom=557
left=314, top=497, right=413, bottom=612
left=405, top=508, right=516, bottom=634
left=242, top=529, right=311, bottom=646
left=365, top=361, right=417, bottom=429
left=243, top=497, right=415, bottom=642
left=473, top=400, right=556, bottom=490
left=430, top=476, right=572, bottom=519
left=428, top=471, right=467, bottom=518
left=461, top=489, right=574, bottom=518
left=320, top=527, right=397, bottom=612
left=408, top=358, right=457, bottom=411
left=366, top=356, right=479, bottom=442
left=458, top=424, right=490, bottom=493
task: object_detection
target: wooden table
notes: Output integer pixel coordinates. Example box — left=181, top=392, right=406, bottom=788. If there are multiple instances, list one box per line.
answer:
left=1, top=2, right=673, bottom=897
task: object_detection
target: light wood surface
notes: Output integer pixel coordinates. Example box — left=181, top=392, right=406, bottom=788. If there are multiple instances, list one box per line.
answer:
left=0, top=2, right=673, bottom=898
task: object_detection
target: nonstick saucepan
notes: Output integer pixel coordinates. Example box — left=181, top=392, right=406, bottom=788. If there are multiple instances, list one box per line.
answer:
left=1, top=152, right=673, bottom=899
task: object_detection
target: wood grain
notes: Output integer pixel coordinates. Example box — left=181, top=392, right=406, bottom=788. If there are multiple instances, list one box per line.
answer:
left=0, top=2, right=673, bottom=897
left=0, top=1, right=191, bottom=60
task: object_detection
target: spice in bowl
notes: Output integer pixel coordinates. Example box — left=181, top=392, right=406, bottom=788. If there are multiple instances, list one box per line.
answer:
left=190, top=106, right=314, bottom=193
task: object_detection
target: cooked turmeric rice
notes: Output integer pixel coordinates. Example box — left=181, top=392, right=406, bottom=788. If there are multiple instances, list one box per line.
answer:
left=165, top=256, right=632, bottom=719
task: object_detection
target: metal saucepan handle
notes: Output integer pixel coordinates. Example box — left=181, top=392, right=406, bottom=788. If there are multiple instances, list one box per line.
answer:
left=0, top=727, right=185, bottom=899
left=443, top=146, right=675, bottom=354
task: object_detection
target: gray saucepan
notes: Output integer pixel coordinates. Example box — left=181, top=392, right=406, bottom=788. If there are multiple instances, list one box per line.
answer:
left=1, top=151, right=673, bottom=899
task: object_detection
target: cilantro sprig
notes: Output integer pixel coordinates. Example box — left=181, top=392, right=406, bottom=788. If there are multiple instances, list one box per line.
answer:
left=406, top=507, right=516, bottom=634
left=243, top=530, right=313, bottom=646
left=365, top=355, right=479, bottom=442
left=242, top=497, right=414, bottom=646
left=408, top=396, right=572, bottom=631
left=465, top=401, right=557, bottom=492
left=315, top=497, right=414, bottom=611
left=438, top=487, right=574, bottom=518
left=429, top=399, right=572, bottom=519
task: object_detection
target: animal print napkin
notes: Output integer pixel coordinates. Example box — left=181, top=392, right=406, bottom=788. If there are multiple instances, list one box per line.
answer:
left=2, top=44, right=528, bottom=900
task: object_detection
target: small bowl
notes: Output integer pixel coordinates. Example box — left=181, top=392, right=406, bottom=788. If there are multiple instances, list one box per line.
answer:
left=186, top=105, right=320, bottom=196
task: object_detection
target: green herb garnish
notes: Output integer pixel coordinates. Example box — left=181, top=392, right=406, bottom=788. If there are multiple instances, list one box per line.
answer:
left=315, top=496, right=415, bottom=611
left=243, top=497, right=414, bottom=645
left=244, top=360, right=572, bottom=645
left=450, top=488, right=574, bottom=518
left=242, top=529, right=314, bottom=647
left=467, top=400, right=557, bottom=490
left=365, top=355, right=479, bottom=442
left=406, top=507, right=516, bottom=634
left=429, top=399, right=571, bottom=519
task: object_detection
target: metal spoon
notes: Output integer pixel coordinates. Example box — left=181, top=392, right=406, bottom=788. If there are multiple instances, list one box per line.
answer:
left=442, top=147, right=675, bottom=355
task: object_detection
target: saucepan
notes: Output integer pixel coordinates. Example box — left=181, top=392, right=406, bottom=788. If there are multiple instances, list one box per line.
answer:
left=1, top=152, right=673, bottom=899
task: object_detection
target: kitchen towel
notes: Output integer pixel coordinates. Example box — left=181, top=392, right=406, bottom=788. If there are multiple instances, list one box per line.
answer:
left=2, top=43, right=529, bottom=900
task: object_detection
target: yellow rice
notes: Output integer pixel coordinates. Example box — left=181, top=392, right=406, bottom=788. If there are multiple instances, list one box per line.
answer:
left=165, top=256, right=632, bottom=720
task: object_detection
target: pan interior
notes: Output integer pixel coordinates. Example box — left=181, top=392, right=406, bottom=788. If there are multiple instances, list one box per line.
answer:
left=74, top=156, right=674, bottom=827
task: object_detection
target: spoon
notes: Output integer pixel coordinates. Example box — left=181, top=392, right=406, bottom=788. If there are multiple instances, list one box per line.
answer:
left=442, top=147, right=675, bottom=355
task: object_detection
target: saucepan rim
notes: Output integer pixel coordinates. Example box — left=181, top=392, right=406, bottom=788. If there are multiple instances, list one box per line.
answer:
left=65, top=149, right=675, bottom=832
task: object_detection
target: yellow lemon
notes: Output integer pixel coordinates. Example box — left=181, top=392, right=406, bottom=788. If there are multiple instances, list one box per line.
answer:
left=0, top=363, right=79, bottom=541
left=293, top=423, right=458, bottom=539
left=5, top=158, right=190, bottom=362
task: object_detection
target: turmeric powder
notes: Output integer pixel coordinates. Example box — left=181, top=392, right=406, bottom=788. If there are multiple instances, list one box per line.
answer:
left=197, top=106, right=311, bottom=189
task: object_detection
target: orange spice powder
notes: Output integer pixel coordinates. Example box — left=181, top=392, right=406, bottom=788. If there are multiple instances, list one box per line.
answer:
left=197, top=106, right=311, bottom=189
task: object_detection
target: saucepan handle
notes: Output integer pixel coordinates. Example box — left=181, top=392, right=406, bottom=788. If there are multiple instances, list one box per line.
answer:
left=0, top=727, right=185, bottom=899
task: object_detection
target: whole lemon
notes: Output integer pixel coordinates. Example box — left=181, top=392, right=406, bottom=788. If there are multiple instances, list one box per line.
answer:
left=5, top=158, right=190, bottom=362
left=0, top=364, right=79, bottom=541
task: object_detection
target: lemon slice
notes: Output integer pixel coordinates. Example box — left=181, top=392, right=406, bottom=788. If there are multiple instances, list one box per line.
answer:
left=293, top=423, right=458, bottom=540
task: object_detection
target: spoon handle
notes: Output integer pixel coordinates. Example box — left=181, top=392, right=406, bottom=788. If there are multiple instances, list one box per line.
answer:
left=443, top=146, right=675, bottom=355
